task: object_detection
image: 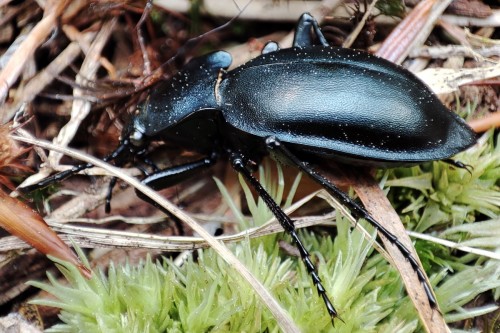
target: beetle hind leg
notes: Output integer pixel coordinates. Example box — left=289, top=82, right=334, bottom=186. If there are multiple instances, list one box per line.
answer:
left=229, top=151, right=338, bottom=324
left=443, top=158, right=473, bottom=173
left=264, top=136, right=438, bottom=309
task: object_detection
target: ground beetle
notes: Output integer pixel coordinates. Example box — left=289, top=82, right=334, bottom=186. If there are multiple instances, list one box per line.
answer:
left=23, top=13, right=477, bottom=323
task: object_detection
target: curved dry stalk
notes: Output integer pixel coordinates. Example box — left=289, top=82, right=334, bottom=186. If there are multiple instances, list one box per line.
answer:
left=48, top=18, right=117, bottom=167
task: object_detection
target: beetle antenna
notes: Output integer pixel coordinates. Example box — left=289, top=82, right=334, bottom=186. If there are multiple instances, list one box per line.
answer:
left=155, top=0, right=253, bottom=76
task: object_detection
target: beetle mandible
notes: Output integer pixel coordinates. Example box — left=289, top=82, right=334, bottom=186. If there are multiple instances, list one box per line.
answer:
left=23, top=13, right=477, bottom=323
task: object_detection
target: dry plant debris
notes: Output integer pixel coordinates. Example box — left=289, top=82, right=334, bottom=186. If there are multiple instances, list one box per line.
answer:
left=0, top=0, right=498, bottom=331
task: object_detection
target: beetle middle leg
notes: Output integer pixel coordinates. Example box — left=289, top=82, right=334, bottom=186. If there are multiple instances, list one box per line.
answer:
left=264, top=136, right=438, bottom=309
left=120, top=153, right=217, bottom=234
left=229, top=151, right=338, bottom=323
left=134, top=154, right=218, bottom=208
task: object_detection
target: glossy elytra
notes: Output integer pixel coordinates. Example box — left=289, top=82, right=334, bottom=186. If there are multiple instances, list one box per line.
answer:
left=23, top=13, right=477, bottom=324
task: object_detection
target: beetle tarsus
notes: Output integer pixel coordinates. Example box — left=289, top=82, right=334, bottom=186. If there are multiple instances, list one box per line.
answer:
left=443, top=158, right=473, bottom=174
left=105, top=177, right=117, bottom=213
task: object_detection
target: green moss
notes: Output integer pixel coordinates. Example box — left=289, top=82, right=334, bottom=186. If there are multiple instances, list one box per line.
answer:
left=30, top=132, right=500, bottom=332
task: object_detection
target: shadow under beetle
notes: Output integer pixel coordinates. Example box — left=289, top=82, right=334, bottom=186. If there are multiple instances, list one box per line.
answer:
left=23, top=13, right=477, bottom=323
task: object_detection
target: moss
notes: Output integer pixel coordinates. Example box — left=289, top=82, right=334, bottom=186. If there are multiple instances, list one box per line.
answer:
left=30, top=132, right=500, bottom=332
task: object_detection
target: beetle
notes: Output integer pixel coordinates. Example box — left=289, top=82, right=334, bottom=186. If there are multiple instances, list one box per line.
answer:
left=22, top=13, right=477, bottom=323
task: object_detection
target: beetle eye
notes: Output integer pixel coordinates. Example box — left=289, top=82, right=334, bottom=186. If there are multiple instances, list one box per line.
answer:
left=129, top=130, right=144, bottom=147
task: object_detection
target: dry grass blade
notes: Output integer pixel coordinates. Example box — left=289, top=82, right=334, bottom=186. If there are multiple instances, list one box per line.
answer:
left=48, top=18, right=117, bottom=167
left=353, top=2, right=457, bottom=330
left=11, top=134, right=301, bottom=333
left=0, top=190, right=335, bottom=252
left=408, top=231, right=500, bottom=261
left=1, top=32, right=97, bottom=124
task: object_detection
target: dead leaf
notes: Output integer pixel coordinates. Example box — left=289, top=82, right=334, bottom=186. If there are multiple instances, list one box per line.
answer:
left=0, top=190, right=91, bottom=278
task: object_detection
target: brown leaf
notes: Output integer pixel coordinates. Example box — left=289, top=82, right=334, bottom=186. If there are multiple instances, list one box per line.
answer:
left=0, top=190, right=91, bottom=278
left=447, top=0, right=492, bottom=19
left=468, top=111, right=500, bottom=132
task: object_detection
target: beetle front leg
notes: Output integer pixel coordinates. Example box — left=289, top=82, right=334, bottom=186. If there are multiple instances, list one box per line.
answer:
left=293, top=13, right=329, bottom=48
left=19, top=139, right=134, bottom=194
left=229, top=151, right=338, bottom=324
left=264, top=136, right=438, bottom=309
left=19, top=162, right=94, bottom=193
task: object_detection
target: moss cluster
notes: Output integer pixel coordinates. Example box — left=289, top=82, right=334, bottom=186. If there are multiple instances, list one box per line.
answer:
left=31, top=131, right=500, bottom=332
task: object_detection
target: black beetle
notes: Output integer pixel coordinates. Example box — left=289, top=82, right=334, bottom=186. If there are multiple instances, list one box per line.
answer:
left=23, top=13, right=477, bottom=323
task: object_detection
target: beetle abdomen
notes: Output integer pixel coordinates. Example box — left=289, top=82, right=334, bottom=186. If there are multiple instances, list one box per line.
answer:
left=219, top=47, right=476, bottom=165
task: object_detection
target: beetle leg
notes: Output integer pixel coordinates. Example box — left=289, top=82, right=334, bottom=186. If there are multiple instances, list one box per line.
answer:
left=262, top=41, right=279, bottom=54
left=19, top=139, right=134, bottom=194
left=140, top=154, right=217, bottom=192
left=133, top=154, right=217, bottom=210
left=293, top=13, right=329, bottom=48
left=264, top=136, right=438, bottom=309
left=126, top=154, right=218, bottom=234
left=19, top=162, right=94, bottom=193
left=229, top=151, right=338, bottom=323
left=443, top=159, right=473, bottom=174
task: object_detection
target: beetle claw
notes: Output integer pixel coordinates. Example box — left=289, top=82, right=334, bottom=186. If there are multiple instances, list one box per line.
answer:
left=443, top=158, right=473, bottom=174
